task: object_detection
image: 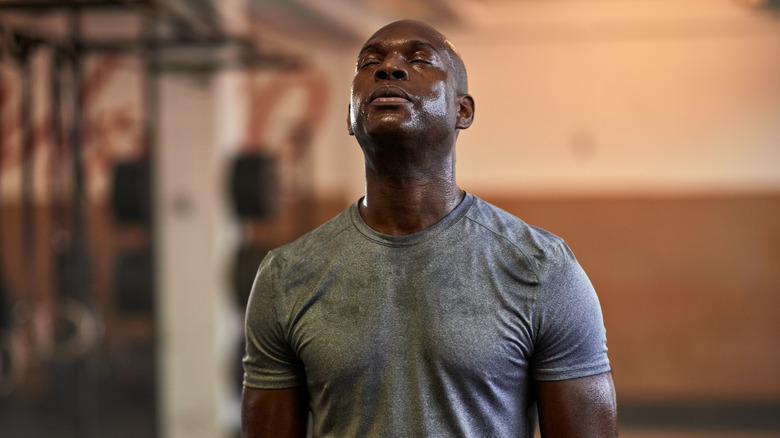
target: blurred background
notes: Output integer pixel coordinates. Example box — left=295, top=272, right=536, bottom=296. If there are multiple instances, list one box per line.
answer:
left=0, top=0, right=778, bottom=437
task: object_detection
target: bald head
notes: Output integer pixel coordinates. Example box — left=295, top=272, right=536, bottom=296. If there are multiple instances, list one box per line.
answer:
left=360, top=19, right=469, bottom=94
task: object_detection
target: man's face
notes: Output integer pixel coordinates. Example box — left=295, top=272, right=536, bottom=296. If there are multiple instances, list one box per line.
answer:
left=348, top=21, right=462, bottom=142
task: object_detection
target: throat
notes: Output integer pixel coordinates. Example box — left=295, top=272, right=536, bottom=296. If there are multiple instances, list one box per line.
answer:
left=359, top=184, right=464, bottom=236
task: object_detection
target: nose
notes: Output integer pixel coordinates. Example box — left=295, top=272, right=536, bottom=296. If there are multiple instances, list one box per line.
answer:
left=375, top=54, right=408, bottom=81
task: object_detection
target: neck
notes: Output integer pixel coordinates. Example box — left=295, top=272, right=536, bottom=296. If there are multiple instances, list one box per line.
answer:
left=359, top=159, right=463, bottom=236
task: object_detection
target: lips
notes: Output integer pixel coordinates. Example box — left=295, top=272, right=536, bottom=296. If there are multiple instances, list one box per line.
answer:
left=369, top=85, right=412, bottom=104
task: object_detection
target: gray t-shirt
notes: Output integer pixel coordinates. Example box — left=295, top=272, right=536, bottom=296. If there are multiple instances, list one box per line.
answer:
left=243, top=193, right=610, bottom=437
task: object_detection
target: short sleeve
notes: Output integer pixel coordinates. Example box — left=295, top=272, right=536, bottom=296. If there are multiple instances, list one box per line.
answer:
left=531, top=242, right=611, bottom=381
left=242, top=252, right=306, bottom=389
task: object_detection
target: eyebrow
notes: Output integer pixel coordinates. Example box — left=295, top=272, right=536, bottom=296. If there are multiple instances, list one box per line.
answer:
left=358, top=40, right=440, bottom=58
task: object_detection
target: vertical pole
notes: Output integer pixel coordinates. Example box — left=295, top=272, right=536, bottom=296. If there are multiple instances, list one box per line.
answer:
left=151, top=25, right=231, bottom=438
left=143, top=3, right=161, bottom=436
left=66, top=11, right=99, bottom=438
left=18, top=39, right=34, bottom=272
left=0, top=45, right=10, bottom=338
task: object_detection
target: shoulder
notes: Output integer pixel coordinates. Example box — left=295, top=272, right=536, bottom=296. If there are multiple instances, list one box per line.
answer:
left=263, top=204, right=355, bottom=275
left=464, top=195, right=574, bottom=276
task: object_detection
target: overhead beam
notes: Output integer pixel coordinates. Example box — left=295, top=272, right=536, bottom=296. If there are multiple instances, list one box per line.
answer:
left=0, top=0, right=151, bottom=10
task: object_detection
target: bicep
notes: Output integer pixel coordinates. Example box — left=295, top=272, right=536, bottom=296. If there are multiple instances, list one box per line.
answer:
left=535, top=371, right=617, bottom=438
left=241, top=386, right=308, bottom=438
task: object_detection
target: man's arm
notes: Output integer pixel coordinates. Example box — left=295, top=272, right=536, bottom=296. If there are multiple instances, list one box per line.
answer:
left=241, top=386, right=308, bottom=438
left=536, top=371, right=618, bottom=438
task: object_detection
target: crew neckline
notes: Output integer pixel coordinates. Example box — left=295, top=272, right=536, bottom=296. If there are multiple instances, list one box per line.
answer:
left=349, top=192, right=474, bottom=247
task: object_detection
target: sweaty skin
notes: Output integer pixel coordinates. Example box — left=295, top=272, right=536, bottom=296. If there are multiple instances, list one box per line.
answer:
left=347, top=20, right=474, bottom=236
left=241, top=19, right=617, bottom=438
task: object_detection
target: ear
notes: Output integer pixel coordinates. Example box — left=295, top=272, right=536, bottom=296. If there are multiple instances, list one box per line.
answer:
left=347, top=104, right=355, bottom=136
left=455, top=94, right=474, bottom=130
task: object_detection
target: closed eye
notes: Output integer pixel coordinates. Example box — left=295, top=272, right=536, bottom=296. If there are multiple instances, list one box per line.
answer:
left=410, top=58, right=434, bottom=67
left=409, top=51, right=436, bottom=65
left=359, top=59, right=381, bottom=69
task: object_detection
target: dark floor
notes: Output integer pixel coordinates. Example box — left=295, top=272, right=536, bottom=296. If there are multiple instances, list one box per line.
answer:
left=0, top=343, right=157, bottom=438
left=617, top=400, right=780, bottom=438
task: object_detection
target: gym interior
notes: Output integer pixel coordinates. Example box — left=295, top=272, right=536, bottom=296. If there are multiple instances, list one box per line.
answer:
left=0, top=1, right=778, bottom=437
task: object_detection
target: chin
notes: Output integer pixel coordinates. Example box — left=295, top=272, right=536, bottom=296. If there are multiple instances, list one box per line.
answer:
left=369, top=123, right=420, bottom=142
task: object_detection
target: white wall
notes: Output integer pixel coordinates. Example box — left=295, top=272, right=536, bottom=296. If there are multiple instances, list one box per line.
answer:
left=450, top=0, right=780, bottom=196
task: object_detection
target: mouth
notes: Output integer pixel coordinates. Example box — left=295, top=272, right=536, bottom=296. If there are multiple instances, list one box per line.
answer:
left=369, top=85, right=412, bottom=104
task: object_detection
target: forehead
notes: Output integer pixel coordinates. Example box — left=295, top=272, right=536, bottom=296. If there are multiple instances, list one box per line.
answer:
left=359, top=21, right=449, bottom=56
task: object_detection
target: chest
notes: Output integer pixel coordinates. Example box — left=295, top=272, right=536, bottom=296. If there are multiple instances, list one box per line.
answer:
left=286, top=259, right=536, bottom=389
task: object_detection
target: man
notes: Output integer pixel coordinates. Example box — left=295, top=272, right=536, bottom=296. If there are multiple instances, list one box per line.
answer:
left=242, top=19, right=617, bottom=437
